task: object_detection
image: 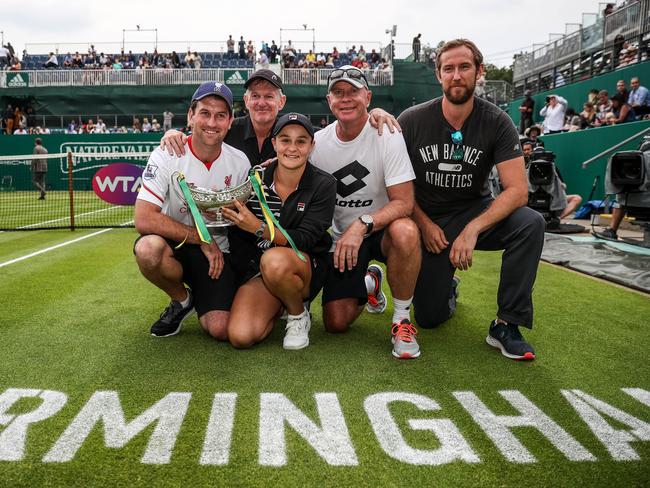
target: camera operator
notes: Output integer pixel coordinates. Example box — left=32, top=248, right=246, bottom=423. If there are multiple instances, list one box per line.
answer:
left=539, top=94, right=567, bottom=134
left=526, top=145, right=581, bottom=221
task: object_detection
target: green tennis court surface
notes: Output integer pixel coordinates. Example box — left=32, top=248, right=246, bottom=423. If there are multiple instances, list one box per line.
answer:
left=0, top=192, right=133, bottom=229
left=1, top=229, right=648, bottom=487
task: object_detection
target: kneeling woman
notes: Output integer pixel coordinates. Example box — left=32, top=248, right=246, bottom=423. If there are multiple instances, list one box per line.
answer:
left=222, top=113, right=336, bottom=350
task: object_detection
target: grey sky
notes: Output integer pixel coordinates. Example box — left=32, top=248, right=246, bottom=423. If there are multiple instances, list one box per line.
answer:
left=3, top=0, right=608, bottom=67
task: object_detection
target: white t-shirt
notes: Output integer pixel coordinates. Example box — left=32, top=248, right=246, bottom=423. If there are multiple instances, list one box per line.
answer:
left=138, top=137, right=250, bottom=252
left=311, top=119, right=415, bottom=244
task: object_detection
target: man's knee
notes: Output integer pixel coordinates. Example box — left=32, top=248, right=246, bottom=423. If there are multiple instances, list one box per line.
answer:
left=385, top=218, right=420, bottom=253
left=323, top=302, right=357, bottom=333
left=134, top=236, right=168, bottom=270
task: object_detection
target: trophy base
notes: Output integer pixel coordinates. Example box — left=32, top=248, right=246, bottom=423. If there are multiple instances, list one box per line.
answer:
left=204, top=220, right=235, bottom=228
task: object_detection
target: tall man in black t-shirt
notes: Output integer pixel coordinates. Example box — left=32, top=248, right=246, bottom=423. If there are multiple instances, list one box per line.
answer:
left=398, top=39, right=545, bottom=360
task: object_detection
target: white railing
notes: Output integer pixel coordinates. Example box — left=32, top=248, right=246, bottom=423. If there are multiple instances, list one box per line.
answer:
left=282, top=68, right=393, bottom=87
left=1, top=67, right=394, bottom=88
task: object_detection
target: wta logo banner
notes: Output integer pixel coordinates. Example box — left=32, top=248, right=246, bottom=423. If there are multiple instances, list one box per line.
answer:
left=92, top=163, right=144, bottom=205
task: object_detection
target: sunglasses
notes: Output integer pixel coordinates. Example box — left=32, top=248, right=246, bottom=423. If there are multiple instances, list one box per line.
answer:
left=450, top=130, right=464, bottom=161
left=328, top=67, right=368, bottom=86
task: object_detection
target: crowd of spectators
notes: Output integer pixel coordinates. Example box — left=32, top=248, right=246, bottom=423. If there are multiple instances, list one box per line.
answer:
left=278, top=42, right=388, bottom=71
left=520, top=75, right=650, bottom=136
left=2, top=104, right=176, bottom=135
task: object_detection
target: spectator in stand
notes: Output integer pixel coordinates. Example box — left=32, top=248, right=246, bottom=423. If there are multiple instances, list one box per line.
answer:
left=163, top=110, right=174, bottom=132
left=358, top=45, right=366, bottom=58
left=524, top=125, right=545, bottom=148
left=563, top=108, right=582, bottom=132
left=258, top=50, right=269, bottom=68
left=238, top=36, right=246, bottom=59
left=126, top=51, right=136, bottom=69
left=86, top=119, right=96, bottom=133
left=152, top=49, right=163, bottom=67
left=14, top=124, right=28, bottom=135
left=540, top=94, right=567, bottom=134
left=319, top=117, right=328, bottom=128
left=628, top=76, right=650, bottom=117
left=43, top=52, right=58, bottom=69
left=316, top=52, right=326, bottom=67
left=151, top=119, right=161, bottom=132
left=247, top=40, right=255, bottom=61
left=67, top=119, right=77, bottom=133
left=475, top=74, right=486, bottom=98
left=14, top=107, right=25, bottom=131
left=10, top=56, right=21, bottom=71
left=325, top=54, right=335, bottom=68
left=596, top=90, right=613, bottom=125
left=171, top=51, right=181, bottom=69
left=73, top=52, right=83, bottom=68
left=518, top=90, right=535, bottom=135
left=332, top=47, right=339, bottom=60
left=184, top=50, right=195, bottom=68
left=610, top=93, right=636, bottom=124
left=193, top=52, right=202, bottom=69
left=227, top=35, right=235, bottom=59
left=586, top=88, right=599, bottom=106
left=142, top=117, right=152, bottom=133
left=95, top=118, right=107, bottom=133
left=270, top=40, right=278, bottom=63
left=63, top=52, right=73, bottom=68
left=370, top=49, right=380, bottom=66
left=412, top=33, right=422, bottom=62
left=3, top=105, right=14, bottom=135
left=616, top=79, right=629, bottom=102
left=0, top=44, right=9, bottom=69
left=112, top=58, right=123, bottom=70
left=603, top=3, right=615, bottom=16
left=604, top=112, right=617, bottom=125
left=580, top=102, right=597, bottom=128
left=351, top=56, right=363, bottom=68
left=133, top=118, right=142, bottom=133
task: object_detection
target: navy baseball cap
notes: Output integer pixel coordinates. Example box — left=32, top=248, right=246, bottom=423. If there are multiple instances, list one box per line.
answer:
left=272, top=112, right=314, bottom=139
left=244, top=69, right=283, bottom=90
left=191, top=81, right=234, bottom=114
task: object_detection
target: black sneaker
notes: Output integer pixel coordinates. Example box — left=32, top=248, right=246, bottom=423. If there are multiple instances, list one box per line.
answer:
left=486, top=320, right=535, bottom=360
left=597, top=228, right=618, bottom=239
left=150, top=290, right=194, bottom=337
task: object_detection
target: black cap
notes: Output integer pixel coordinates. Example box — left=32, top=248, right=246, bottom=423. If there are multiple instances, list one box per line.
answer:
left=244, top=69, right=283, bottom=90
left=272, top=113, right=314, bottom=139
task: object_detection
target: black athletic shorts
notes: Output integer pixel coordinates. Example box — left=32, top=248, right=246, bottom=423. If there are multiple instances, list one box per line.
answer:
left=321, top=229, right=386, bottom=304
left=133, top=235, right=237, bottom=317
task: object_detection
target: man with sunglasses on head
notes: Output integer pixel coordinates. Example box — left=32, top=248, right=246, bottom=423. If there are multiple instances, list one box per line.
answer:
left=398, top=39, right=545, bottom=361
left=310, top=66, right=422, bottom=359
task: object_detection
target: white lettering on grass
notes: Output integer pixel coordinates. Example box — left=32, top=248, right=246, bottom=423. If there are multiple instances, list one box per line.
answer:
left=43, top=391, right=191, bottom=464
left=364, top=392, right=479, bottom=465
left=454, top=390, right=595, bottom=463
left=562, top=389, right=650, bottom=461
left=622, top=388, right=650, bottom=408
left=0, top=388, right=68, bottom=461
left=258, top=393, right=357, bottom=466
left=200, top=393, right=237, bottom=465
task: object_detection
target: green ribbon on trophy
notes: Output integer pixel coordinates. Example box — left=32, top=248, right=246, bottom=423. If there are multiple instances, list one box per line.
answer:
left=249, top=168, right=306, bottom=262
left=176, top=173, right=212, bottom=245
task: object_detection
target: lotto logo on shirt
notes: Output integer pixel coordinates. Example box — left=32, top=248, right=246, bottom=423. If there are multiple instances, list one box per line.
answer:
left=92, top=163, right=143, bottom=205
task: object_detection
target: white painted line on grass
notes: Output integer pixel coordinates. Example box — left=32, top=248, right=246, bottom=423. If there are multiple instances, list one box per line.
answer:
left=18, top=206, right=124, bottom=229
left=0, top=229, right=113, bottom=268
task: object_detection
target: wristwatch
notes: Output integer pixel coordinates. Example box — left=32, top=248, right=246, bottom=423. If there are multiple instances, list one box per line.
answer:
left=358, top=214, right=374, bottom=237
left=255, top=221, right=266, bottom=238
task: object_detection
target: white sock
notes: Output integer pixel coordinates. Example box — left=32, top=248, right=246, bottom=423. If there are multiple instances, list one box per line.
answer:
left=365, top=273, right=377, bottom=294
left=179, top=290, right=191, bottom=308
left=288, top=307, right=308, bottom=320
left=392, top=297, right=413, bottom=323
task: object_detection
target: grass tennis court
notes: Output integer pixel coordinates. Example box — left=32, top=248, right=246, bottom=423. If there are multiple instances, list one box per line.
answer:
left=0, top=191, right=133, bottom=229
left=1, top=229, right=649, bottom=487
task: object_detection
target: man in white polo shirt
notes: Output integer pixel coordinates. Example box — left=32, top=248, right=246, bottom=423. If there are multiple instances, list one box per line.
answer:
left=134, top=81, right=250, bottom=340
left=539, top=94, right=567, bottom=134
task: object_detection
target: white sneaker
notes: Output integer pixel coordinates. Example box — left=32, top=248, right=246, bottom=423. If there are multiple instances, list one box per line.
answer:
left=283, top=308, right=311, bottom=350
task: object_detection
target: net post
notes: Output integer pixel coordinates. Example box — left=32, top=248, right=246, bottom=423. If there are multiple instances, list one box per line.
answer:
left=67, top=151, right=75, bottom=230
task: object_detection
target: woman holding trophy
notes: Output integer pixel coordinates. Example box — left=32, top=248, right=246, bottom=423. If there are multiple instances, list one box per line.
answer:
left=221, top=113, right=336, bottom=350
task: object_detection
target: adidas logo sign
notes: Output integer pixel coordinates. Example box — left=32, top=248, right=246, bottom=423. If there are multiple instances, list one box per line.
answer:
left=7, top=74, right=27, bottom=88
left=226, top=71, right=245, bottom=84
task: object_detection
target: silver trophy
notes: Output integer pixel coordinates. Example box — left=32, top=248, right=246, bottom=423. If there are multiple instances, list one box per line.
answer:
left=186, top=177, right=254, bottom=227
